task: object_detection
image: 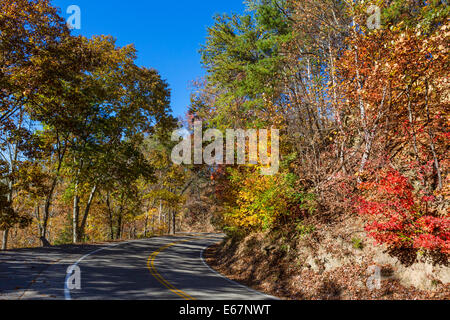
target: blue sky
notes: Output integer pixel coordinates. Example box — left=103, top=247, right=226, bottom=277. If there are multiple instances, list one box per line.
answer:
left=51, top=0, right=247, bottom=118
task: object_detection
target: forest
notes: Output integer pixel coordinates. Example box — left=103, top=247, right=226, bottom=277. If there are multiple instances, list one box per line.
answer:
left=190, top=0, right=449, bottom=256
left=0, top=0, right=448, bottom=294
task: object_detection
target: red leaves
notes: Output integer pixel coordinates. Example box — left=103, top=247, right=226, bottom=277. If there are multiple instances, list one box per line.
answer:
left=355, top=168, right=449, bottom=254
left=414, top=234, right=450, bottom=255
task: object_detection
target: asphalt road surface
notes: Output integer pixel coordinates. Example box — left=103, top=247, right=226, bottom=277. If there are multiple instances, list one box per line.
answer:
left=0, top=233, right=275, bottom=300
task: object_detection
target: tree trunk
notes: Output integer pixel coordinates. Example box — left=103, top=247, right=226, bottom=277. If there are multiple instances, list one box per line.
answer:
left=35, top=206, right=43, bottom=238
left=41, top=177, right=58, bottom=246
left=78, top=185, right=98, bottom=241
left=425, top=82, right=443, bottom=191
left=106, top=193, right=114, bottom=240
left=40, top=140, right=66, bottom=247
left=358, top=86, right=388, bottom=178
left=171, top=210, right=176, bottom=235
left=167, top=210, right=170, bottom=235
left=131, top=224, right=136, bottom=239
left=2, top=229, right=9, bottom=251
left=40, top=204, right=49, bottom=245
left=152, top=213, right=155, bottom=235
left=73, top=191, right=80, bottom=243
left=116, top=207, right=123, bottom=240
left=144, top=206, right=149, bottom=238
left=407, top=86, right=421, bottom=165
left=353, top=33, right=371, bottom=179
left=34, top=206, right=51, bottom=247
left=158, top=200, right=162, bottom=235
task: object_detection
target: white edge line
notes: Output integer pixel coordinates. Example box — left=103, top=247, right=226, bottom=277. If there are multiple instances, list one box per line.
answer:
left=64, top=239, right=148, bottom=300
left=200, top=243, right=279, bottom=300
left=64, top=236, right=280, bottom=301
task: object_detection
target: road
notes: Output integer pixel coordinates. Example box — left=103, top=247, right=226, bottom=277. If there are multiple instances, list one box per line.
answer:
left=0, top=233, right=275, bottom=300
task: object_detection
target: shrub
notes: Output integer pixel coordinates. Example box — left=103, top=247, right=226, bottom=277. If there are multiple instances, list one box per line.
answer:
left=355, top=168, right=449, bottom=254
left=222, top=167, right=316, bottom=234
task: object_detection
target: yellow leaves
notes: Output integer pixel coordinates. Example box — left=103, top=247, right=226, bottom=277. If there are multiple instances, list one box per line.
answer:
left=224, top=169, right=293, bottom=232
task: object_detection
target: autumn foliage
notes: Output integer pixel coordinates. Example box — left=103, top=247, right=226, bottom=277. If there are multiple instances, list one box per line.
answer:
left=191, top=0, right=449, bottom=262
left=356, top=168, right=449, bottom=254
left=0, top=0, right=448, bottom=267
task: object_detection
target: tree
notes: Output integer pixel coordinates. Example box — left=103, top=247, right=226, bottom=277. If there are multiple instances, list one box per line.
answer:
left=0, top=0, right=69, bottom=249
left=57, top=36, right=174, bottom=243
left=0, top=160, right=31, bottom=249
left=143, top=136, right=190, bottom=235
left=0, top=0, right=68, bottom=124
left=190, top=0, right=449, bottom=260
left=1, top=1, right=177, bottom=247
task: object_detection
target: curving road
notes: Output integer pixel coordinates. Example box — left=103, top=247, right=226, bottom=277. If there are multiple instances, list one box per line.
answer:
left=0, top=233, right=275, bottom=300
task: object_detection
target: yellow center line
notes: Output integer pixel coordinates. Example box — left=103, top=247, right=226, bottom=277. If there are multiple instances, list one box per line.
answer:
left=147, top=238, right=201, bottom=300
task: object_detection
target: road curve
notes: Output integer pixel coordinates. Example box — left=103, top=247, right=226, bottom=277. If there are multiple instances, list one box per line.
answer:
left=1, top=233, right=275, bottom=300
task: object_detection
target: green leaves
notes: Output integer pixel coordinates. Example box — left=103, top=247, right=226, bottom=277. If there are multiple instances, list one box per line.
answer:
left=197, top=2, right=291, bottom=129
left=382, top=0, right=449, bottom=34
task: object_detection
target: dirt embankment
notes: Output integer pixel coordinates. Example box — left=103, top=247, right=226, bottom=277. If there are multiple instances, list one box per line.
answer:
left=204, top=216, right=450, bottom=300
